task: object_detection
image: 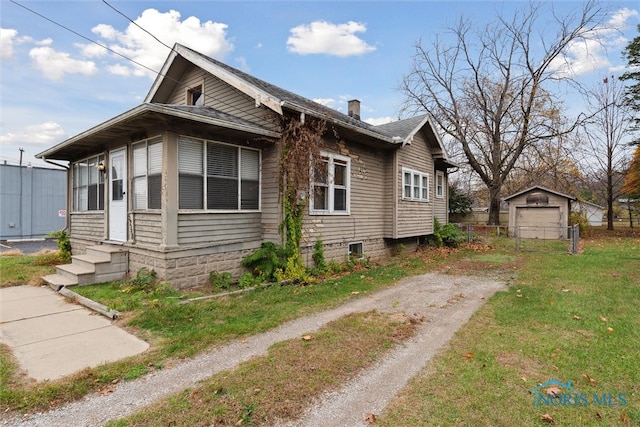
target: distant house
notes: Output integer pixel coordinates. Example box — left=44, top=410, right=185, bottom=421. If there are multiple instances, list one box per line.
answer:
left=504, top=186, right=575, bottom=239
left=37, top=43, right=456, bottom=289
left=0, top=163, right=66, bottom=240
left=572, top=201, right=604, bottom=227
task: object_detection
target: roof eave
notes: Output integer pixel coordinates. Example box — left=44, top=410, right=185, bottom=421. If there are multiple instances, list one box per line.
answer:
left=281, top=101, right=398, bottom=145
left=36, top=103, right=279, bottom=160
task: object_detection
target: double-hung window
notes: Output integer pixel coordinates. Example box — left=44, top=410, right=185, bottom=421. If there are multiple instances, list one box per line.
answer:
left=72, top=154, right=105, bottom=212
left=132, top=137, right=163, bottom=210
left=310, top=152, right=350, bottom=215
left=178, top=137, right=260, bottom=210
left=402, top=167, right=429, bottom=202
left=436, top=171, right=444, bottom=199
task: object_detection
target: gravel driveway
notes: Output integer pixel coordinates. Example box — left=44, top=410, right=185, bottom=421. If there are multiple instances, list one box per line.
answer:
left=1, top=273, right=506, bottom=427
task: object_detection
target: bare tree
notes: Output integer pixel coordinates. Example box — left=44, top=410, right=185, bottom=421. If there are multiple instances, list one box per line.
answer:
left=399, top=1, right=605, bottom=225
left=578, top=76, right=635, bottom=230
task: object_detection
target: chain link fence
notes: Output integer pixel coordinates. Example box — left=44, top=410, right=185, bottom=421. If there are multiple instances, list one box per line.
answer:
left=455, top=224, right=579, bottom=254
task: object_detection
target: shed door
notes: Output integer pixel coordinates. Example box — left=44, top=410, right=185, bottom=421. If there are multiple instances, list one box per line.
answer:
left=516, top=207, right=561, bottom=239
left=109, top=148, right=127, bottom=242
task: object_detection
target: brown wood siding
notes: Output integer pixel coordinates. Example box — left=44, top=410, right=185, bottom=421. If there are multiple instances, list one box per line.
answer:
left=177, top=212, right=262, bottom=245
left=165, top=65, right=279, bottom=132
left=395, top=133, right=435, bottom=238
left=261, top=144, right=282, bottom=243
left=70, top=213, right=104, bottom=241
left=302, top=141, right=389, bottom=247
left=133, top=213, right=162, bottom=246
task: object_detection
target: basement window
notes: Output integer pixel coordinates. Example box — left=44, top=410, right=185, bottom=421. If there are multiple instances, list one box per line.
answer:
left=348, top=242, right=363, bottom=259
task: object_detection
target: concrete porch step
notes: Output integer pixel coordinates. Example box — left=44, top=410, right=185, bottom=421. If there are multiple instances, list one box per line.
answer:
left=41, top=244, right=129, bottom=289
left=42, top=273, right=77, bottom=291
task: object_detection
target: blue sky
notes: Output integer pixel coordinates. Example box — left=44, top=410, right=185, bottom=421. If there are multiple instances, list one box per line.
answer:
left=1, top=0, right=638, bottom=168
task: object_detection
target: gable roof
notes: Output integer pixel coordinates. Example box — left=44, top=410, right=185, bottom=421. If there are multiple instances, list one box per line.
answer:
left=37, top=43, right=455, bottom=165
left=148, top=44, right=454, bottom=158
left=504, top=186, right=576, bottom=202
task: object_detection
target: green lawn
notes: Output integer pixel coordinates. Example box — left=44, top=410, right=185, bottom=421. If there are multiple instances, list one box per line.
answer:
left=380, top=235, right=640, bottom=426
left=1, top=232, right=638, bottom=426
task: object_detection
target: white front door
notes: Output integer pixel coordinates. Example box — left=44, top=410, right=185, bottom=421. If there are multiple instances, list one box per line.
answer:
left=109, top=148, right=127, bottom=242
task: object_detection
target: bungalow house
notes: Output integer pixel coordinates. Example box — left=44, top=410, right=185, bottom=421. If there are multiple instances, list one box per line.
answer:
left=37, top=43, right=456, bottom=289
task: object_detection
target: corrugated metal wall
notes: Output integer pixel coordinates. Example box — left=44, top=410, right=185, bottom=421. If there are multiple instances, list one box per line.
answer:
left=0, top=164, right=66, bottom=240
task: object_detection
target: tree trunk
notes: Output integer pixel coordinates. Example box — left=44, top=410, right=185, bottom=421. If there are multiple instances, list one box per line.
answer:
left=488, top=186, right=502, bottom=225
left=607, top=167, right=614, bottom=231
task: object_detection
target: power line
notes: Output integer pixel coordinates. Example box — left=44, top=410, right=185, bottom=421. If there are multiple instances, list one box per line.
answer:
left=9, top=0, right=161, bottom=77
left=101, top=0, right=173, bottom=51
left=9, top=0, right=226, bottom=109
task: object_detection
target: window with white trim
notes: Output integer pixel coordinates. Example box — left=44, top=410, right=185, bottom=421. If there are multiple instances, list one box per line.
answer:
left=178, top=137, right=260, bottom=211
left=402, top=168, right=429, bottom=202
left=436, top=171, right=445, bottom=199
left=72, top=154, right=105, bottom=212
left=132, top=137, right=163, bottom=210
left=310, top=152, right=350, bottom=215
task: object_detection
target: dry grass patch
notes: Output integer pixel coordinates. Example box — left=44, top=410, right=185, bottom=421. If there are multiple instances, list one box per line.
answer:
left=109, top=311, right=420, bottom=426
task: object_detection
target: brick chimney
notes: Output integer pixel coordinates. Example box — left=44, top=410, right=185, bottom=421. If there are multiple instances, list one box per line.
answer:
left=348, top=99, right=361, bottom=120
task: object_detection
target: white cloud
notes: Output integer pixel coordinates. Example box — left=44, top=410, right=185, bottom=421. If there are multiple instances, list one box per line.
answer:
left=29, top=46, right=98, bottom=81
left=607, top=8, right=638, bottom=31
left=365, top=116, right=395, bottom=126
left=234, top=56, right=250, bottom=72
left=36, top=38, right=53, bottom=46
left=549, top=7, right=639, bottom=78
left=0, top=121, right=67, bottom=146
left=76, top=42, right=108, bottom=58
left=0, top=28, right=18, bottom=59
left=313, top=97, right=337, bottom=108
left=90, top=8, right=234, bottom=78
left=287, top=20, right=376, bottom=57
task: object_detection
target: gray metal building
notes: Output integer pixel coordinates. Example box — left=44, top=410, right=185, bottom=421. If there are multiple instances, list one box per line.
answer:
left=0, top=163, right=66, bottom=240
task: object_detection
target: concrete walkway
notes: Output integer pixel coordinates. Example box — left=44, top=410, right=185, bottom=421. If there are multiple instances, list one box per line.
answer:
left=0, top=285, right=149, bottom=381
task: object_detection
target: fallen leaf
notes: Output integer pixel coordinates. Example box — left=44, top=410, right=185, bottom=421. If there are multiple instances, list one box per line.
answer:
left=552, top=365, right=559, bottom=371
left=302, top=335, right=312, bottom=341
left=479, top=295, right=485, bottom=300
left=540, top=413, right=555, bottom=424
left=351, top=291, right=360, bottom=295
left=562, top=288, right=571, bottom=292
left=363, top=413, right=376, bottom=424
left=583, top=373, right=596, bottom=386
left=573, top=315, right=581, bottom=320
left=599, top=315, right=608, bottom=322
left=550, top=353, right=557, bottom=359
left=465, top=352, right=474, bottom=359
left=607, top=327, right=614, bottom=333
left=521, top=376, right=528, bottom=382
left=595, top=411, right=602, bottom=420
left=545, top=386, right=562, bottom=396
left=516, top=294, right=523, bottom=298
left=549, top=299, right=554, bottom=305
left=241, top=339, right=248, bottom=344
left=620, top=413, right=631, bottom=423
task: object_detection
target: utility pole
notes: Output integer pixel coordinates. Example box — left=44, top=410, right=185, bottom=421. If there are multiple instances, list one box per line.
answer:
left=19, top=148, right=24, bottom=167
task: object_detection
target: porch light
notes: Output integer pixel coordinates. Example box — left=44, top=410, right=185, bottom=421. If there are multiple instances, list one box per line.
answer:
left=98, top=161, right=106, bottom=173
